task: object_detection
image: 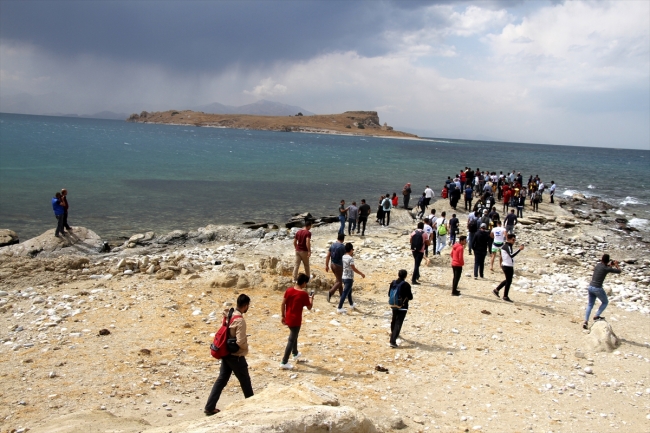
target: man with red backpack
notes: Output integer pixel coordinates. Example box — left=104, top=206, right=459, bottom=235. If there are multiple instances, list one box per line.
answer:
left=205, top=294, right=253, bottom=416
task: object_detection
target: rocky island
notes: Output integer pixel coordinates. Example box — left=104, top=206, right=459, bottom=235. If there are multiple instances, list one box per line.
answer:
left=126, top=110, right=420, bottom=138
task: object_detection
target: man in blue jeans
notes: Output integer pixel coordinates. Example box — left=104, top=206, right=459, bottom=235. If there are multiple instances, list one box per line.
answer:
left=337, top=243, right=365, bottom=313
left=583, top=254, right=621, bottom=329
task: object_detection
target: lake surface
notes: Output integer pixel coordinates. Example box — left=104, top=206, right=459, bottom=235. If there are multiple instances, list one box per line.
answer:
left=1, top=113, right=648, bottom=240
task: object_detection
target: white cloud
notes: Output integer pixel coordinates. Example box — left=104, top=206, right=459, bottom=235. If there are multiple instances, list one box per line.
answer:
left=485, top=1, right=650, bottom=90
left=244, top=78, right=288, bottom=97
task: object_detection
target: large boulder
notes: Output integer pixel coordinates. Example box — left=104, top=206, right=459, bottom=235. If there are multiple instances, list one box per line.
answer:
left=586, top=320, right=621, bottom=352
left=0, top=227, right=103, bottom=258
left=0, top=229, right=19, bottom=247
left=141, top=382, right=377, bottom=433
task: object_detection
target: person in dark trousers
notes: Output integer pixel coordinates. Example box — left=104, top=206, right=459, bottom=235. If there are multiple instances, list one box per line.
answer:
left=357, top=199, right=371, bottom=236
left=464, top=184, right=473, bottom=210
left=338, top=200, right=348, bottom=235
left=52, top=192, right=66, bottom=237
left=416, top=193, right=426, bottom=219
left=504, top=209, right=518, bottom=234
left=410, top=221, right=430, bottom=285
left=382, top=194, right=392, bottom=226
left=583, top=254, right=621, bottom=329
left=325, top=233, right=346, bottom=302
left=61, top=188, right=72, bottom=231
left=450, top=235, right=466, bottom=296
left=205, top=294, right=253, bottom=416
left=448, top=214, right=459, bottom=245
left=471, top=223, right=490, bottom=279
left=402, top=183, right=412, bottom=209
left=280, top=273, right=314, bottom=369
left=389, top=269, right=413, bottom=348
left=492, top=233, right=524, bottom=302
left=516, top=194, right=525, bottom=218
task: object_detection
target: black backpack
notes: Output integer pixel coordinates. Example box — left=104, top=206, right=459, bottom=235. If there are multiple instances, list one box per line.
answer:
left=410, top=230, right=424, bottom=252
left=468, top=218, right=478, bottom=233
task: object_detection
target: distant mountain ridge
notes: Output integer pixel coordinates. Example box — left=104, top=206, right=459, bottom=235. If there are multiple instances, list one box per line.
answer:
left=0, top=92, right=315, bottom=120
left=191, top=100, right=315, bottom=116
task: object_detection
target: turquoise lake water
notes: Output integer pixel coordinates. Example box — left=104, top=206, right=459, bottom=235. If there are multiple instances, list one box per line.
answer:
left=0, top=113, right=648, bottom=240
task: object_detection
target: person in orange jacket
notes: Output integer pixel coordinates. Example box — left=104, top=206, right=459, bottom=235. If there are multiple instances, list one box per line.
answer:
left=450, top=236, right=467, bottom=296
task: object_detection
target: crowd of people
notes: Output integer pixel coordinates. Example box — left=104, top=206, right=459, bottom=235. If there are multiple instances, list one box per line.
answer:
left=200, top=169, right=618, bottom=416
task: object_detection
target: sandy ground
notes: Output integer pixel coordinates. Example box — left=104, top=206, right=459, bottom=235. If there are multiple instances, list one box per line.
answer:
left=1, top=198, right=649, bottom=433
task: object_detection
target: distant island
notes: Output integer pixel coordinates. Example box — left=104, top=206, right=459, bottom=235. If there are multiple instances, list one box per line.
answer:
left=126, top=110, right=419, bottom=138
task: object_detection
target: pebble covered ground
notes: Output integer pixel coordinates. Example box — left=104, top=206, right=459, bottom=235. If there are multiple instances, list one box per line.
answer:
left=0, top=197, right=649, bottom=433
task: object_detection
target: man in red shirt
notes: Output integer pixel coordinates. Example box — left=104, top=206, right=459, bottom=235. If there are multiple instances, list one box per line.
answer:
left=280, top=273, right=314, bottom=369
left=450, top=235, right=467, bottom=296
left=293, top=221, right=312, bottom=281
left=502, top=187, right=513, bottom=213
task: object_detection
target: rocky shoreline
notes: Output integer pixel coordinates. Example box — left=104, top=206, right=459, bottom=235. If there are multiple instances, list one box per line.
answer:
left=0, top=195, right=649, bottom=432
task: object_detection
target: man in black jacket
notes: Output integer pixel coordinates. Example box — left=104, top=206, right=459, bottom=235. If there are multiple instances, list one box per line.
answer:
left=471, top=223, right=491, bottom=279
left=388, top=269, right=413, bottom=348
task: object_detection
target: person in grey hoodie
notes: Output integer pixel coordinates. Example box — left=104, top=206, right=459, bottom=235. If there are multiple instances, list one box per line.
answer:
left=347, top=201, right=359, bottom=235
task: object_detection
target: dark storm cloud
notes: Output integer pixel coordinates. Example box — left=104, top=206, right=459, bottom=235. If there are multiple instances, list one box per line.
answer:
left=0, top=0, right=459, bottom=72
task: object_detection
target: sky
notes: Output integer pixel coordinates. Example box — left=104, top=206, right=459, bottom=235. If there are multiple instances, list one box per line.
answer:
left=0, top=0, right=648, bottom=149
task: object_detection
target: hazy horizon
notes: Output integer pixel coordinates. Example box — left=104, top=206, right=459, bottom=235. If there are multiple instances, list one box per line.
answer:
left=1, top=1, right=648, bottom=149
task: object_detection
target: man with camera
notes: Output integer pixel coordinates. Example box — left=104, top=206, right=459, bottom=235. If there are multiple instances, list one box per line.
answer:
left=205, top=294, right=253, bottom=415
left=583, top=254, right=621, bottom=329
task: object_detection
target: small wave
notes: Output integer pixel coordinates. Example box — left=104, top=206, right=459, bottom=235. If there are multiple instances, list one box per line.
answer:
left=628, top=218, right=649, bottom=229
left=620, top=196, right=644, bottom=206
left=615, top=210, right=625, bottom=215
left=587, top=185, right=595, bottom=189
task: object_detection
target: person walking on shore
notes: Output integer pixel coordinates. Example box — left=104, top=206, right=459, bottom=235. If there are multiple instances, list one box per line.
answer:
left=293, top=221, right=312, bottom=281
left=204, top=294, right=253, bottom=416
left=338, top=200, right=348, bottom=235
left=347, top=201, right=358, bottom=236
left=516, top=194, right=525, bottom=218
left=357, top=199, right=370, bottom=236
left=583, top=254, right=621, bottom=329
left=471, top=223, right=490, bottom=279
left=382, top=194, right=392, bottom=226
left=504, top=209, right=518, bottom=234
left=388, top=269, right=413, bottom=348
left=450, top=235, right=467, bottom=296
left=325, top=233, right=345, bottom=302
left=280, top=274, right=314, bottom=370
left=435, top=212, right=449, bottom=255
left=490, top=220, right=506, bottom=272
left=423, top=218, right=433, bottom=264
left=492, top=233, right=524, bottom=303
left=61, top=188, right=72, bottom=232
left=337, top=243, right=365, bottom=313
left=549, top=181, right=556, bottom=204
left=376, top=196, right=385, bottom=225
left=449, top=213, right=459, bottom=245
left=402, top=183, right=412, bottom=209
left=466, top=210, right=478, bottom=256
left=52, top=192, right=66, bottom=237
left=424, top=185, right=434, bottom=209
left=416, top=193, right=426, bottom=219
left=464, top=183, right=473, bottom=211
left=410, top=222, right=430, bottom=285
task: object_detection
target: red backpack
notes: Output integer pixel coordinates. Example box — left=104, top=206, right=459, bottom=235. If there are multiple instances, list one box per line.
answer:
left=210, top=308, right=236, bottom=359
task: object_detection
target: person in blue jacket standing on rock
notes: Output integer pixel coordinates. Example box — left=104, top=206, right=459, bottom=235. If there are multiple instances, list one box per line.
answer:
left=52, top=192, right=66, bottom=237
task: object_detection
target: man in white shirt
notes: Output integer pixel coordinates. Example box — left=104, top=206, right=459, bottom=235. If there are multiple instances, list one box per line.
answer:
left=423, top=217, right=434, bottom=264
left=538, top=181, right=545, bottom=202
left=424, top=186, right=434, bottom=209
left=435, top=211, right=449, bottom=255
left=490, top=220, right=506, bottom=271
left=549, top=181, right=557, bottom=204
